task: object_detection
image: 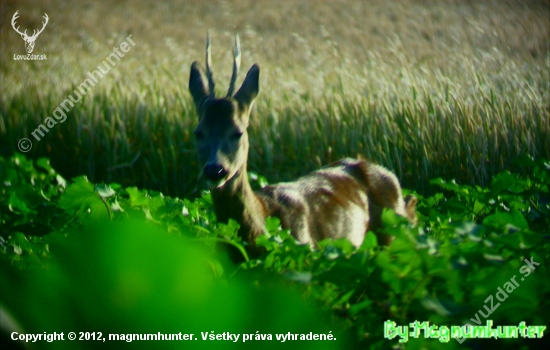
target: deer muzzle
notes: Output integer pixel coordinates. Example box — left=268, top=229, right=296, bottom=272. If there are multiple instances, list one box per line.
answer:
left=203, top=164, right=229, bottom=188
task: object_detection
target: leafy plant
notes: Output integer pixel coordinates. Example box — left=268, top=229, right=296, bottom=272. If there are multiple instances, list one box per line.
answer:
left=1, top=154, right=549, bottom=349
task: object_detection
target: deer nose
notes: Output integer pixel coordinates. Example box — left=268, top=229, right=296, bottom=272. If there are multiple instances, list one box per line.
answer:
left=204, top=164, right=228, bottom=181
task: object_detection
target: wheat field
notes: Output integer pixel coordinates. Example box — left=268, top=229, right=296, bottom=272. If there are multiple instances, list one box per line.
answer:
left=1, top=0, right=549, bottom=197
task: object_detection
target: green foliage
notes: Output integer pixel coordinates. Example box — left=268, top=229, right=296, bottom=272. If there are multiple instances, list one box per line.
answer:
left=1, top=154, right=549, bottom=349
left=0, top=155, right=348, bottom=350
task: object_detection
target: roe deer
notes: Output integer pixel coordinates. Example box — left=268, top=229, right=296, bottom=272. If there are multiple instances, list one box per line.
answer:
left=189, top=33, right=417, bottom=250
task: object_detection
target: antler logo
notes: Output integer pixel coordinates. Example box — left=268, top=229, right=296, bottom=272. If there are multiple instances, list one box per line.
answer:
left=11, top=11, right=49, bottom=54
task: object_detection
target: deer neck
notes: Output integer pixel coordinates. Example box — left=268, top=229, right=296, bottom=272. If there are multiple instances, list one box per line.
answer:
left=210, top=166, right=268, bottom=243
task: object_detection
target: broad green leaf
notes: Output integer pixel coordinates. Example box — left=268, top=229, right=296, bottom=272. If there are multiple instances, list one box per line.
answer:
left=483, top=210, right=529, bottom=230
left=8, top=193, right=36, bottom=215
left=36, top=158, right=56, bottom=175
left=265, top=216, right=282, bottom=232
left=126, top=187, right=149, bottom=207
left=491, top=171, right=528, bottom=194
left=58, top=176, right=96, bottom=211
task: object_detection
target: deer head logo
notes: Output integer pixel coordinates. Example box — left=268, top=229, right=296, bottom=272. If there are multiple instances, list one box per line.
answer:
left=11, top=11, right=49, bottom=54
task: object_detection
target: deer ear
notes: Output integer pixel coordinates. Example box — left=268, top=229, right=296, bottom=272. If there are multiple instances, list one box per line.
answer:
left=189, top=61, right=209, bottom=114
left=234, top=64, right=259, bottom=111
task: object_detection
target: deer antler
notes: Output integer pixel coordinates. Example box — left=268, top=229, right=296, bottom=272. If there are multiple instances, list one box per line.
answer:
left=11, top=11, right=27, bottom=37
left=227, top=34, right=241, bottom=97
left=205, top=31, right=216, bottom=98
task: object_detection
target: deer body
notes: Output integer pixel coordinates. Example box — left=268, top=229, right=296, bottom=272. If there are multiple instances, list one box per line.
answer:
left=189, top=34, right=417, bottom=249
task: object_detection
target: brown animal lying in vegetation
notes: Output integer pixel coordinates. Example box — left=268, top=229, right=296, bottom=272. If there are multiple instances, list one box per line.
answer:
left=189, top=33, right=417, bottom=250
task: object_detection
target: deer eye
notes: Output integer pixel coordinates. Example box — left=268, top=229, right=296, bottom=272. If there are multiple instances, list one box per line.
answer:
left=231, top=131, right=243, bottom=141
left=194, top=130, right=205, bottom=140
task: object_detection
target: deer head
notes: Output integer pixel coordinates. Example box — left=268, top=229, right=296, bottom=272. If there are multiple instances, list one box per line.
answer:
left=189, top=32, right=260, bottom=189
left=11, top=11, right=49, bottom=54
